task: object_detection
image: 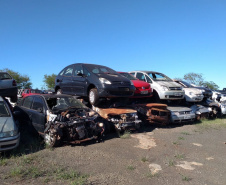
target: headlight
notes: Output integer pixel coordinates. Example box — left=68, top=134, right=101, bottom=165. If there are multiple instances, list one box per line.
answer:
left=99, top=78, right=111, bottom=84
left=98, top=122, right=104, bottom=127
left=161, top=86, right=168, bottom=91
left=171, top=111, right=179, bottom=116
left=0, top=130, right=18, bottom=138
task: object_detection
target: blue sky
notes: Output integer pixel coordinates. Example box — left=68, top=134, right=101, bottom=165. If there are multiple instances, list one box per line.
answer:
left=0, top=0, right=225, bottom=89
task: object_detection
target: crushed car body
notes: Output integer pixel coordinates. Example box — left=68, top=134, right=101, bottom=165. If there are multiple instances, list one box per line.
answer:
left=132, top=103, right=170, bottom=125
left=16, top=94, right=105, bottom=147
left=190, top=104, right=210, bottom=120
left=167, top=106, right=196, bottom=124
left=92, top=106, right=141, bottom=132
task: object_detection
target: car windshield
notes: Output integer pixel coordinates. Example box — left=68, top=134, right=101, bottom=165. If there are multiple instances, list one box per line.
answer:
left=84, top=64, right=117, bottom=74
left=147, top=72, right=172, bottom=82
left=120, top=72, right=137, bottom=80
left=180, top=81, right=193, bottom=88
left=0, top=73, right=12, bottom=80
left=47, top=96, right=87, bottom=111
left=0, top=102, right=10, bottom=117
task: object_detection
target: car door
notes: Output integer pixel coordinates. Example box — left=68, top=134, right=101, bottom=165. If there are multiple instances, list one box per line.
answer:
left=71, top=64, right=87, bottom=96
left=58, top=65, right=74, bottom=94
left=29, top=96, right=46, bottom=134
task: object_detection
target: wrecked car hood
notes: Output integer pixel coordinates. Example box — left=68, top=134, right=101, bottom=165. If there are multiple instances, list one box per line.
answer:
left=93, top=107, right=136, bottom=119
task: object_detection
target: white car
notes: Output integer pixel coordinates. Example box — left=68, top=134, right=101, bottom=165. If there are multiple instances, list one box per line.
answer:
left=129, top=71, right=185, bottom=102
left=174, top=80, right=204, bottom=102
left=0, top=96, right=20, bottom=152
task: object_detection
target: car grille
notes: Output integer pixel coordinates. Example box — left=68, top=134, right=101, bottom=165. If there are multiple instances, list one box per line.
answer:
left=112, top=81, right=131, bottom=86
left=169, top=95, right=183, bottom=98
left=179, top=111, right=191, bottom=115
left=169, top=87, right=182, bottom=91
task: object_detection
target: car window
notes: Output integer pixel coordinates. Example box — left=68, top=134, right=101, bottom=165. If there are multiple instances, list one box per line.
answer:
left=148, top=73, right=172, bottom=82
left=23, top=96, right=33, bottom=108
left=136, top=73, right=146, bottom=81
left=120, top=73, right=137, bottom=80
left=74, top=64, right=83, bottom=76
left=63, top=66, right=73, bottom=77
left=0, top=73, right=12, bottom=80
left=32, top=97, right=44, bottom=111
left=130, top=72, right=135, bottom=76
left=145, top=75, right=152, bottom=83
left=84, top=64, right=116, bottom=74
left=83, top=67, right=90, bottom=77
left=0, top=101, right=10, bottom=117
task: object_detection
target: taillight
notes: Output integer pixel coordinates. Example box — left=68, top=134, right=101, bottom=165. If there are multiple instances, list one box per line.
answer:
left=12, top=80, right=17, bottom=86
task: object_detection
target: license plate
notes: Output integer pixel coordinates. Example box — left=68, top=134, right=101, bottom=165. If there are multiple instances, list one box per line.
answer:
left=174, top=93, right=181, bottom=96
left=184, top=116, right=191, bottom=119
left=141, top=90, right=148, bottom=94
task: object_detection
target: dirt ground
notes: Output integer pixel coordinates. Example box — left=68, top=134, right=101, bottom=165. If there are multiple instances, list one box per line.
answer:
left=1, top=119, right=226, bottom=185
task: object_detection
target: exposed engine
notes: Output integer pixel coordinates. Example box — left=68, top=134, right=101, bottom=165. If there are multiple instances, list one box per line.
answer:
left=45, top=108, right=104, bottom=145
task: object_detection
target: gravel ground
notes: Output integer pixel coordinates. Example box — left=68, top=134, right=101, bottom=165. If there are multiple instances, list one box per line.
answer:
left=1, top=120, right=226, bottom=185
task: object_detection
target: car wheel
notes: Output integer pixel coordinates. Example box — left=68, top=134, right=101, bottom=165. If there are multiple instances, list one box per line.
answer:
left=10, top=96, right=18, bottom=103
left=44, top=130, right=61, bottom=147
left=56, top=89, right=62, bottom=95
left=89, top=88, right=99, bottom=106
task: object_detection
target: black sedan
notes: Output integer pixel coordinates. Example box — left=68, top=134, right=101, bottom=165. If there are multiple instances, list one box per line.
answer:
left=16, top=94, right=105, bottom=147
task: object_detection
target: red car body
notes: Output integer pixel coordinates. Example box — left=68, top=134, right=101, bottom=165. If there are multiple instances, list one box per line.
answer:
left=118, top=72, right=153, bottom=98
left=22, top=89, right=44, bottom=98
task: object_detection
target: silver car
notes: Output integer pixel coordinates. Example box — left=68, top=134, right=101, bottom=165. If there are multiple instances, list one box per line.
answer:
left=168, top=106, right=196, bottom=123
left=0, top=96, right=20, bottom=152
left=129, top=71, right=184, bottom=101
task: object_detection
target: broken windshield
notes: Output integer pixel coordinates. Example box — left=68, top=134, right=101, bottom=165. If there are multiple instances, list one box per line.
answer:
left=47, top=97, right=87, bottom=111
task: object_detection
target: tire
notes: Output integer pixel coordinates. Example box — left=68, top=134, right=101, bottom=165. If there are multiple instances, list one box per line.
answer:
left=44, top=130, right=61, bottom=147
left=89, top=88, right=99, bottom=106
left=153, top=91, right=160, bottom=103
left=56, top=88, right=62, bottom=95
left=10, top=95, right=18, bottom=103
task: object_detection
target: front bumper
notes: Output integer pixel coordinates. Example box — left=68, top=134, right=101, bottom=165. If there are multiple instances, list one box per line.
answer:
left=159, top=91, right=185, bottom=100
left=98, top=86, right=135, bottom=98
left=186, top=95, right=204, bottom=102
left=171, top=114, right=196, bottom=123
left=0, top=133, right=20, bottom=152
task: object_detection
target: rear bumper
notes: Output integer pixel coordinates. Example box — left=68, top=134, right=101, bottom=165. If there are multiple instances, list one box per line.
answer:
left=0, top=87, right=18, bottom=98
left=0, top=133, right=20, bottom=152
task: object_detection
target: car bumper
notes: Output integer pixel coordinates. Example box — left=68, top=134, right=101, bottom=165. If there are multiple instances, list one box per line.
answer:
left=159, top=91, right=185, bottom=100
left=171, top=114, right=196, bottom=123
left=98, top=86, right=135, bottom=98
left=185, top=95, right=204, bottom=102
left=0, top=133, right=20, bottom=152
left=0, top=87, right=17, bottom=97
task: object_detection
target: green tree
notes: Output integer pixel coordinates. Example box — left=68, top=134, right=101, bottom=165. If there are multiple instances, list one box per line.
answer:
left=201, top=81, right=219, bottom=90
left=43, top=74, right=56, bottom=90
left=0, top=68, right=32, bottom=89
left=183, top=72, right=204, bottom=86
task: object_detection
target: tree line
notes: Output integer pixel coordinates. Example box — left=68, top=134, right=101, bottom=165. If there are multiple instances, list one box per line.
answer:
left=0, top=68, right=220, bottom=90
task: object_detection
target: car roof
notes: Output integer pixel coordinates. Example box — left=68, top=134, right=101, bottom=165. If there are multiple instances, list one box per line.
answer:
left=129, top=70, right=161, bottom=74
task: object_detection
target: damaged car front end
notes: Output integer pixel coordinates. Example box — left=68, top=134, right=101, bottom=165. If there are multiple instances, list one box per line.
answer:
left=168, top=106, right=196, bottom=124
left=92, top=106, right=141, bottom=133
left=17, top=94, right=105, bottom=147
left=132, top=103, right=170, bottom=125
left=190, top=104, right=211, bottom=120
